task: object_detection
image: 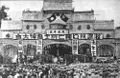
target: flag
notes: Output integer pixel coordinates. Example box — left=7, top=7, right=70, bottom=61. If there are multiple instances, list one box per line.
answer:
left=60, top=13, right=69, bottom=22
left=47, top=13, right=56, bottom=22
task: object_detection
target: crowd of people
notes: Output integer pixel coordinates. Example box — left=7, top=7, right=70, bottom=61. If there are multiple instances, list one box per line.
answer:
left=0, top=54, right=120, bottom=78
left=0, top=62, right=119, bottom=78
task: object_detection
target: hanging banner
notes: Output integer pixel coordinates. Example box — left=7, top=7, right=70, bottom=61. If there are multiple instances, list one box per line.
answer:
left=72, top=33, right=103, bottom=40
left=37, top=39, right=42, bottom=54
left=72, top=39, right=78, bottom=54
left=18, top=40, right=23, bottom=53
left=91, top=40, right=97, bottom=56
left=13, top=33, right=42, bottom=40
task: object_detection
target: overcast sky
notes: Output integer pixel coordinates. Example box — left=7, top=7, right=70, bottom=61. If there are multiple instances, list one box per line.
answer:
left=0, top=0, right=120, bottom=27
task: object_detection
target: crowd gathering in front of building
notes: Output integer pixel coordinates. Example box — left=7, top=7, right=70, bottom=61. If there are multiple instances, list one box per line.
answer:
left=0, top=0, right=120, bottom=78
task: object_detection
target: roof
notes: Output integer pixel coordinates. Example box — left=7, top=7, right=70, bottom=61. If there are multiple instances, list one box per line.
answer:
left=43, top=2, right=73, bottom=11
left=94, top=20, right=114, bottom=30
left=22, top=10, right=43, bottom=21
left=72, top=10, right=94, bottom=21
left=50, top=16, right=66, bottom=25
left=44, top=0, right=72, bottom=3
left=1, top=20, right=22, bottom=31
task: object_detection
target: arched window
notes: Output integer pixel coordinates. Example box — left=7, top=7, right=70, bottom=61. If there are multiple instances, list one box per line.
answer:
left=87, top=25, right=90, bottom=29
left=26, top=25, right=30, bottom=30
left=69, top=25, right=73, bottom=30
left=98, top=45, right=114, bottom=57
left=34, top=25, right=37, bottom=29
left=41, top=24, right=45, bottom=29
left=6, top=33, right=10, bottom=38
left=106, top=34, right=111, bottom=38
left=78, top=25, right=81, bottom=30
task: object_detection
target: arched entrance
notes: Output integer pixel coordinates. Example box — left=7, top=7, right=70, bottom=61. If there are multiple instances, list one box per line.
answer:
left=78, top=44, right=92, bottom=62
left=23, top=44, right=36, bottom=56
left=3, top=45, right=18, bottom=63
left=98, top=45, right=114, bottom=57
left=43, top=44, right=72, bottom=57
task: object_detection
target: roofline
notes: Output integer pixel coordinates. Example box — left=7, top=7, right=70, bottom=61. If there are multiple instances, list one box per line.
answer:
left=94, top=29, right=114, bottom=31
left=22, top=20, right=44, bottom=22
left=74, top=10, right=94, bottom=13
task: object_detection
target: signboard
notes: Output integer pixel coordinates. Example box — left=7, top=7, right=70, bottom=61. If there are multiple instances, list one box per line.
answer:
left=72, top=33, right=103, bottom=40
left=91, top=40, right=97, bottom=56
left=13, top=33, right=42, bottom=40
left=5, top=33, right=103, bottom=40
left=47, top=29, right=69, bottom=34
left=72, top=39, right=78, bottom=54
left=42, top=34, right=70, bottom=40
left=37, top=39, right=42, bottom=54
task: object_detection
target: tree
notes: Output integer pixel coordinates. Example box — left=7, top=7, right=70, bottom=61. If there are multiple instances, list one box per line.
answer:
left=0, top=5, right=9, bottom=28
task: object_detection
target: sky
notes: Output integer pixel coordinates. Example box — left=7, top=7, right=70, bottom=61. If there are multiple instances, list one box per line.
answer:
left=0, top=0, right=120, bottom=27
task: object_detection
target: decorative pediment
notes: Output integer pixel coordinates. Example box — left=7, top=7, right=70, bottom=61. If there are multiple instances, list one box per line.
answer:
left=47, top=13, right=69, bottom=25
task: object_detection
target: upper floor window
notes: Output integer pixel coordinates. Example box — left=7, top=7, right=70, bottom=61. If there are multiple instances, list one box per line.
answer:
left=26, top=25, right=30, bottom=30
left=34, top=25, right=37, bottom=29
left=41, top=24, right=45, bottom=29
left=87, top=25, right=90, bottom=30
left=78, top=25, right=81, bottom=30
left=6, top=33, right=10, bottom=38
left=106, top=34, right=111, bottom=38
left=69, top=25, right=73, bottom=30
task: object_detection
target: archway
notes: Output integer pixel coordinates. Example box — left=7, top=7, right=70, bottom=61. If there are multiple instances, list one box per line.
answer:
left=98, top=45, right=114, bottom=57
left=3, top=45, right=18, bottom=63
left=43, top=44, right=72, bottom=57
left=78, top=44, right=92, bottom=62
left=23, top=44, right=36, bottom=56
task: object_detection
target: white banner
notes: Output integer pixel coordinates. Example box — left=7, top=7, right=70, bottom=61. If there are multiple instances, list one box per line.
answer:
left=72, top=33, right=103, bottom=40
left=18, top=40, right=23, bottom=53
left=37, top=39, right=42, bottom=54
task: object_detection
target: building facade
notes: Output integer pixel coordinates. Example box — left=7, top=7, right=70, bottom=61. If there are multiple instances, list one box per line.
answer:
left=0, top=0, right=118, bottom=63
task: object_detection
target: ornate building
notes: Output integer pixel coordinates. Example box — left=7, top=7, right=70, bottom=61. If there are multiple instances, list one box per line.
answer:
left=0, top=0, right=117, bottom=63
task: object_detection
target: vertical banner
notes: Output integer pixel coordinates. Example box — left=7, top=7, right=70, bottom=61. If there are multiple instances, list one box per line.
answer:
left=18, top=40, right=23, bottom=53
left=91, top=40, right=97, bottom=56
left=72, top=39, right=78, bottom=54
left=37, top=39, right=42, bottom=54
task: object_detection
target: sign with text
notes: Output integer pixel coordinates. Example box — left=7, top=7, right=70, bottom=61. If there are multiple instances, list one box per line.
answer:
left=42, top=34, right=70, bottom=40
left=72, top=33, right=103, bottom=40
left=46, top=29, right=69, bottom=34
left=13, top=33, right=42, bottom=40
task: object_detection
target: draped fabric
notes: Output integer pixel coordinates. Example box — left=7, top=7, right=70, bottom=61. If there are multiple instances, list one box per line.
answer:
left=24, top=44, right=36, bottom=56
left=98, top=45, right=114, bottom=57
left=78, top=44, right=92, bottom=62
left=43, top=44, right=72, bottom=57
left=3, top=45, right=18, bottom=64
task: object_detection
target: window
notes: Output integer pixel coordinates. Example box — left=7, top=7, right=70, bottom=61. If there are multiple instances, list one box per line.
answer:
left=78, top=25, right=81, bottom=30
left=87, top=25, right=90, bottom=29
left=34, top=25, right=37, bottom=29
left=58, top=31, right=60, bottom=33
left=41, top=24, right=45, bottom=29
left=50, top=31, right=52, bottom=33
left=69, top=25, right=73, bottom=30
left=26, top=25, right=30, bottom=30
left=106, top=34, right=111, bottom=38
left=54, top=30, right=56, bottom=33
left=6, top=33, right=10, bottom=38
